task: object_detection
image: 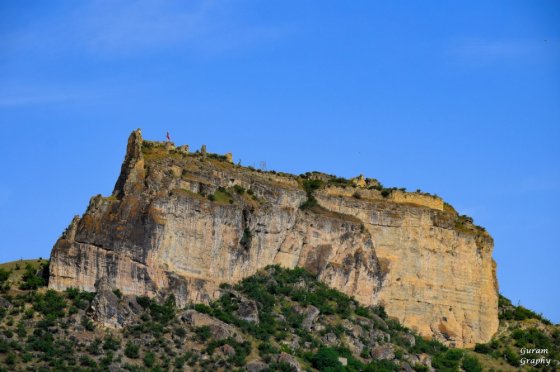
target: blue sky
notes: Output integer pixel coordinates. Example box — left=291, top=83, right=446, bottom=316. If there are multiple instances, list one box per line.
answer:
left=1, top=1, right=559, bottom=322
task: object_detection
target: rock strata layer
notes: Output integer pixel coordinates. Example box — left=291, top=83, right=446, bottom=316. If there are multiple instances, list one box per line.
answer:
left=49, top=129, right=498, bottom=347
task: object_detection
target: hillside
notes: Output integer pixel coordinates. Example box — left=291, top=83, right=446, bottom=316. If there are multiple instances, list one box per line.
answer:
left=49, top=129, right=497, bottom=347
left=0, top=263, right=557, bottom=371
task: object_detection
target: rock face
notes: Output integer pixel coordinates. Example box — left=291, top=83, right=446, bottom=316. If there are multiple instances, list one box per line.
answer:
left=49, top=129, right=498, bottom=347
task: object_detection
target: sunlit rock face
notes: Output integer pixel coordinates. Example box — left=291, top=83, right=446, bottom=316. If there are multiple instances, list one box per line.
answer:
left=49, top=129, right=498, bottom=347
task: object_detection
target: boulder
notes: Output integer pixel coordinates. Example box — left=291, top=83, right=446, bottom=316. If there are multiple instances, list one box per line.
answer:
left=181, top=309, right=242, bottom=341
left=0, top=296, right=12, bottom=309
left=236, top=297, right=259, bottom=324
left=276, top=352, right=301, bottom=372
left=89, top=276, right=135, bottom=328
left=417, top=353, right=434, bottom=371
left=323, top=332, right=338, bottom=345
left=370, top=313, right=389, bottom=330
left=218, top=344, right=236, bottom=357
left=370, top=329, right=391, bottom=344
left=346, top=335, right=365, bottom=356
left=370, top=345, right=395, bottom=360
left=281, top=335, right=300, bottom=351
left=298, top=305, right=320, bottom=331
left=401, top=333, right=416, bottom=347
left=399, top=361, right=415, bottom=372
left=246, top=360, right=268, bottom=372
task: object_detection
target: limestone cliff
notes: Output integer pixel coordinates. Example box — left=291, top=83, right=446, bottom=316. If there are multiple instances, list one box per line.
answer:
left=49, top=129, right=499, bottom=347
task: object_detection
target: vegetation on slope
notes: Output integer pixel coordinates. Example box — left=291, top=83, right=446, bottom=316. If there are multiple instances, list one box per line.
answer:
left=0, top=261, right=556, bottom=371
left=469, top=295, right=559, bottom=370
left=1, top=263, right=486, bottom=371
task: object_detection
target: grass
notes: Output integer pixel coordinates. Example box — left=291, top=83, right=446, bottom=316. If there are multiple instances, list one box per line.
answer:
left=0, top=259, right=46, bottom=287
left=209, top=188, right=234, bottom=205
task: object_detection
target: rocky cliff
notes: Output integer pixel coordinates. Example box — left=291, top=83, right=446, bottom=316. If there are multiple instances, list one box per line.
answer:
left=49, top=129, right=498, bottom=347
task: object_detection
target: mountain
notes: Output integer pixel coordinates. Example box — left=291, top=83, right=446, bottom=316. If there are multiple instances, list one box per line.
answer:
left=49, top=129, right=497, bottom=348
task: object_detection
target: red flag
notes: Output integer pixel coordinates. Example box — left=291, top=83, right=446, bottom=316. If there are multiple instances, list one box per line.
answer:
left=166, top=132, right=170, bottom=142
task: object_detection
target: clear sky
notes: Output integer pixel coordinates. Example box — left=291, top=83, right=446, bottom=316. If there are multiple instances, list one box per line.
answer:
left=1, top=1, right=559, bottom=322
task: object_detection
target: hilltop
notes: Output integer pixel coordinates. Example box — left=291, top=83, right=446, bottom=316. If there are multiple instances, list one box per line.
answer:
left=49, top=129, right=497, bottom=348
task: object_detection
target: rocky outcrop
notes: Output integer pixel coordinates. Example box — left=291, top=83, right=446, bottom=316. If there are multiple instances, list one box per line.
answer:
left=0, top=296, right=12, bottom=309
left=49, top=130, right=498, bottom=347
left=180, top=309, right=242, bottom=341
left=88, top=276, right=140, bottom=328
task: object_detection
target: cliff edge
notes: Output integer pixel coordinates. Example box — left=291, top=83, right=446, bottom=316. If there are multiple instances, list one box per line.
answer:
left=49, top=129, right=498, bottom=347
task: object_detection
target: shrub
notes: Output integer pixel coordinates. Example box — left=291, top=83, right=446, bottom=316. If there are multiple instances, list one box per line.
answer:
left=462, top=355, right=483, bottom=372
left=300, top=179, right=324, bottom=210
left=88, top=339, right=102, bottom=355
left=149, top=295, right=176, bottom=324
left=193, top=303, right=212, bottom=314
left=258, top=342, right=279, bottom=356
left=381, top=189, right=392, bottom=198
left=136, top=296, right=151, bottom=309
left=432, top=349, right=463, bottom=371
left=0, top=268, right=10, bottom=283
left=473, top=343, right=492, bottom=354
left=33, top=290, right=66, bottom=317
left=143, top=352, right=156, bottom=367
left=113, top=289, right=123, bottom=299
left=81, top=316, right=95, bottom=331
left=240, top=228, right=252, bottom=249
left=103, top=334, right=121, bottom=351
left=65, top=287, right=95, bottom=309
left=80, top=355, right=97, bottom=367
left=5, top=352, right=17, bottom=366
left=19, top=264, right=46, bottom=290
left=233, top=185, right=246, bottom=194
left=311, top=347, right=341, bottom=370
left=195, top=326, right=211, bottom=341
left=504, top=347, right=520, bottom=367
left=125, top=342, right=140, bottom=359
left=364, top=359, right=398, bottom=371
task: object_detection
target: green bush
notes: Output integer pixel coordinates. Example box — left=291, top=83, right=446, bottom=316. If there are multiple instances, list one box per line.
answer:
left=87, top=339, right=102, bottom=355
left=5, top=352, right=17, bottom=366
left=240, top=228, right=252, bottom=249
left=364, top=359, right=398, bottom=372
left=511, top=327, right=552, bottom=349
left=79, top=355, right=97, bottom=367
left=149, top=295, right=176, bottom=324
left=33, top=290, right=66, bottom=318
left=81, top=316, right=95, bottom=331
left=206, top=338, right=252, bottom=366
left=462, top=355, right=483, bottom=372
left=193, top=303, right=212, bottom=314
left=381, top=189, right=392, bottom=198
left=143, top=352, right=156, bottom=367
left=19, top=264, right=46, bottom=290
left=195, top=326, right=211, bottom=341
left=65, top=287, right=95, bottom=309
left=504, top=347, right=520, bottom=367
left=0, top=268, right=10, bottom=283
left=113, top=288, right=123, bottom=299
left=473, top=343, right=492, bottom=354
left=136, top=296, right=151, bottom=309
left=311, top=347, right=341, bottom=370
left=233, top=185, right=246, bottom=194
left=103, top=334, right=121, bottom=351
left=300, top=179, right=324, bottom=210
left=125, top=342, right=140, bottom=359
left=432, top=349, right=463, bottom=371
